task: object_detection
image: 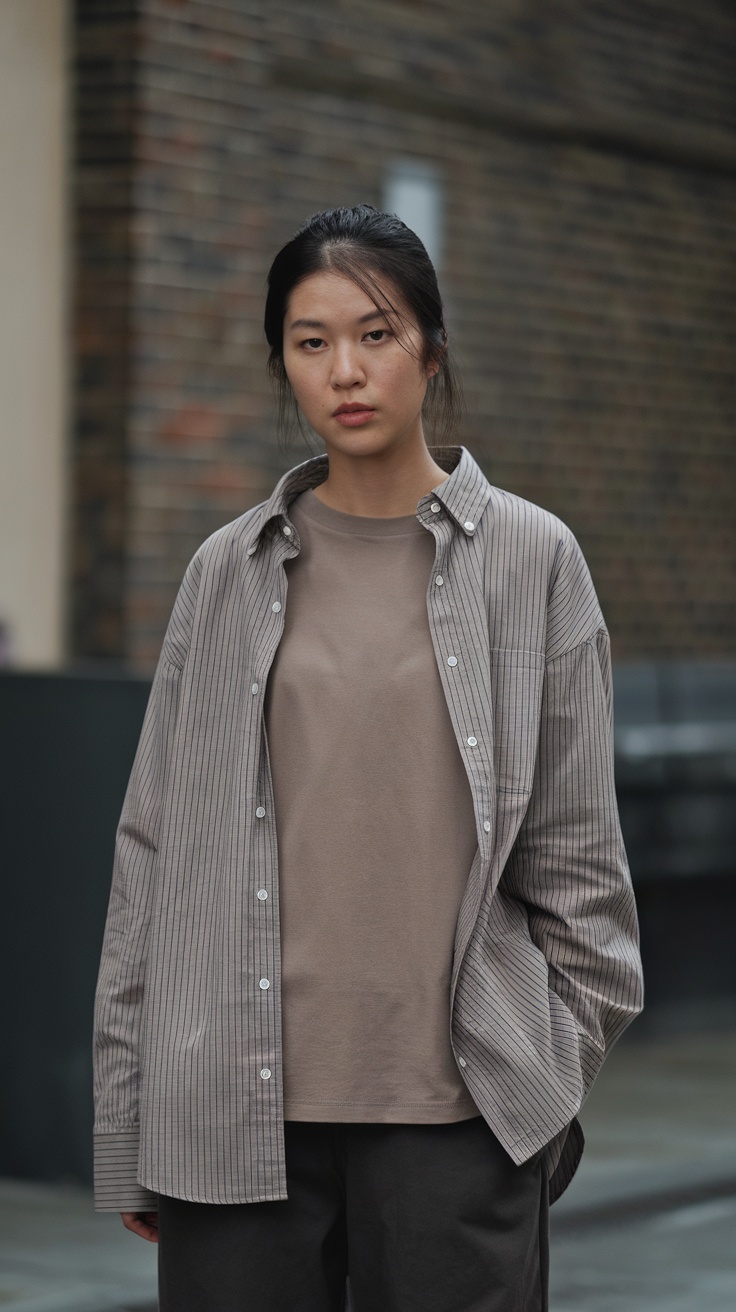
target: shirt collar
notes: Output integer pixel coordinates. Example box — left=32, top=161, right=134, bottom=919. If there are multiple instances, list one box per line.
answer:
left=245, top=445, right=493, bottom=554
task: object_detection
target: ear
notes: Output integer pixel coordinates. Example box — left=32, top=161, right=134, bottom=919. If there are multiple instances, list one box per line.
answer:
left=426, top=357, right=441, bottom=380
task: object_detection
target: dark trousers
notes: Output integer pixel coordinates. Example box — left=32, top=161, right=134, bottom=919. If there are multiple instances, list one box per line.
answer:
left=157, top=1116, right=549, bottom=1312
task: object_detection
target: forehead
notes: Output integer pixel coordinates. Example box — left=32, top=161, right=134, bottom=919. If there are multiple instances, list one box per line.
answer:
left=286, top=269, right=409, bottom=325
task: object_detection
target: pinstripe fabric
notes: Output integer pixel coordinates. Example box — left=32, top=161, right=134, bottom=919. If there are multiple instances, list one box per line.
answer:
left=93, top=444, right=643, bottom=1212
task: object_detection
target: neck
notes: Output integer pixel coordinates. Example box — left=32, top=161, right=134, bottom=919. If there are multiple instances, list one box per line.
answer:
left=312, top=436, right=451, bottom=518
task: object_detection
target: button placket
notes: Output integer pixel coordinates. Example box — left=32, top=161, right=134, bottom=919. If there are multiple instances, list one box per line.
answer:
left=251, top=679, right=278, bottom=1095
left=244, top=540, right=296, bottom=1107
left=424, top=516, right=495, bottom=913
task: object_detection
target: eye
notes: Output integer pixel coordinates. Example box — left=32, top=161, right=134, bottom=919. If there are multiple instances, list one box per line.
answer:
left=300, top=337, right=325, bottom=350
left=365, top=329, right=389, bottom=342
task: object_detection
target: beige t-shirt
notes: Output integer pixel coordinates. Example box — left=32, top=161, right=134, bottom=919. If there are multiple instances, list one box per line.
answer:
left=264, top=486, right=481, bottom=1122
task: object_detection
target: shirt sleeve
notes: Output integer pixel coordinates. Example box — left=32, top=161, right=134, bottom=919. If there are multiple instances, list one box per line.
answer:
left=92, top=554, right=201, bottom=1212
left=503, top=534, right=644, bottom=1095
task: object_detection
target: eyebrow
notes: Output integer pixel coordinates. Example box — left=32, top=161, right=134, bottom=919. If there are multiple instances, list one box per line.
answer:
left=288, top=309, right=388, bottom=331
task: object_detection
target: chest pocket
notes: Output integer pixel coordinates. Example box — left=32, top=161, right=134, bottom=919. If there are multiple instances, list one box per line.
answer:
left=489, top=650, right=545, bottom=794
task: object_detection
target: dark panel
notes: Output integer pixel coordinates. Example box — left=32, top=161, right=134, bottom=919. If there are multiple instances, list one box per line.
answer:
left=636, top=874, right=736, bottom=1008
left=0, top=672, right=150, bottom=1183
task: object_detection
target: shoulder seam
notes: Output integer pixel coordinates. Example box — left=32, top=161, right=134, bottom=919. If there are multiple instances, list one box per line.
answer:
left=545, top=624, right=608, bottom=666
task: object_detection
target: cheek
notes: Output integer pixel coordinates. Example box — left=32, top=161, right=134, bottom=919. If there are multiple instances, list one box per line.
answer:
left=287, top=366, right=331, bottom=423
left=393, top=354, right=432, bottom=399
left=283, top=355, right=312, bottom=404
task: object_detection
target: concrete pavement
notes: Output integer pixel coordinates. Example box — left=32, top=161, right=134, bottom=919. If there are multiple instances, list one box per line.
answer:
left=0, top=1177, right=156, bottom=1312
left=555, top=1027, right=736, bottom=1222
left=550, top=1027, right=736, bottom=1312
left=0, top=1027, right=734, bottom=1311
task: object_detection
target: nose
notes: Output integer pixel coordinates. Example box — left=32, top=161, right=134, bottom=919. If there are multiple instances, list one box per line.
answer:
left=330, top=341, right=366, bottom=389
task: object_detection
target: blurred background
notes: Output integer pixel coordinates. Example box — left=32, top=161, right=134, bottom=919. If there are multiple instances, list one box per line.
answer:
left=0, top=1, right=734, bottom=1309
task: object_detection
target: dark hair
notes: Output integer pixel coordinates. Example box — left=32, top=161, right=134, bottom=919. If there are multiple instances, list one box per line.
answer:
left=264, top=204, right=463, bottom=450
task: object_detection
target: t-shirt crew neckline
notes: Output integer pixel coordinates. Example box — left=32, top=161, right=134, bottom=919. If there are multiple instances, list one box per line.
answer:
left=293, top=486, right=427, bottom=537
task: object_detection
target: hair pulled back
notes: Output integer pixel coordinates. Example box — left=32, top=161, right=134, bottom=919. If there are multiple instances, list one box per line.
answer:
left=264, top=204, right=463, bottom=448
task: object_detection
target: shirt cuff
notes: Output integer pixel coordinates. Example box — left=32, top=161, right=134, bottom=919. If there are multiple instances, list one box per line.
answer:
left=93, top=1129, right=158, bottom=1213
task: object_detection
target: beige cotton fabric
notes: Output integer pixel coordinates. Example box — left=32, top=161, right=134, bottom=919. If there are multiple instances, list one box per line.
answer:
left=265, top=487, right=481, bottom=1124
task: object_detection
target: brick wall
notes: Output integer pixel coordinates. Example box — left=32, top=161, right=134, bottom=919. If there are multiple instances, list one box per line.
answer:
left=72, top=0, right=138, bottom=661
left=72, top=0, right=736, bottom=669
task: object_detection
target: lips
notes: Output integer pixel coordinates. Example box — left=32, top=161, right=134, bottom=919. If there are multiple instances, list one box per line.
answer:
left=333, top=403, right=377, bottom=428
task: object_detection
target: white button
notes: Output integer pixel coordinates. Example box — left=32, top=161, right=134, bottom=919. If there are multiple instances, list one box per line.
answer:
left=251, top=682, right=259, bottom=694
left=260, top=1067, right=271, bottom=1079
left=430, top=502, right=441, bottom=513
left=257, top=888, right=268, bottom=901
left=259, top=978, right=270, bottom=990
left=467, top=736, right=478, bottom=746
left=483, top=820, right=491, bottom=832
left=458, top=1056, right=467, bottom=1068
left=283, top=525, right=292, bottom=536
left=271, top=601, right=281, bottom=613
left=447, top=656, right=458, bottom=667
left=255, top=806, right=266, bottom=818
left=435, top=575, right=444, bottom=586
left=464, top=520, right=475, bottom=532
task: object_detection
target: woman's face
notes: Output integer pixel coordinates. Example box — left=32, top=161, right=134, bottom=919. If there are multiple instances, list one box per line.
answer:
left=282, top=270, right=439, bottom=458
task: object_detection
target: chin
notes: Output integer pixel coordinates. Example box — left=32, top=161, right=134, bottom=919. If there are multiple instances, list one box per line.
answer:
left=322, top=428, right=401, bottom=459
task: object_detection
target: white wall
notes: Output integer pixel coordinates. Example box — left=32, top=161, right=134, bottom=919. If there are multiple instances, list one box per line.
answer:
left=384, top=159, right=444, bottom=271
left=0, top=0, right=70, bottom=667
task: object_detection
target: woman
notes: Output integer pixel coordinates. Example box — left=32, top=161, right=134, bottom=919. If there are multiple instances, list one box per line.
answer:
left=93, top=204, right=643, bottom=1311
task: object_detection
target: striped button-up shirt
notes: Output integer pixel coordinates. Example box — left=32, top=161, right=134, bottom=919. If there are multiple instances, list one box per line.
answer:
left=93, top=444, right=643, bottom=1211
